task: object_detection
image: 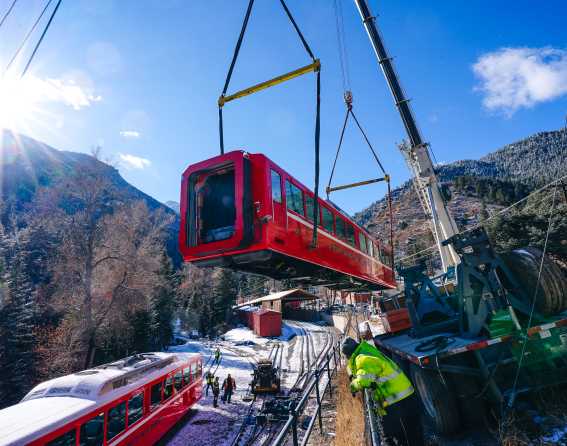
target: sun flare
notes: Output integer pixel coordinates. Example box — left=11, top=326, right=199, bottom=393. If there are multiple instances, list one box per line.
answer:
left=0, top=73, right=101, bottom=133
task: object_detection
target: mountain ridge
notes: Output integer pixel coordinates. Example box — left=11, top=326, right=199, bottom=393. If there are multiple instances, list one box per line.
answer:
left=354, top=128, right=567, bottom=259
left=0, top=130, right=181, bottom=264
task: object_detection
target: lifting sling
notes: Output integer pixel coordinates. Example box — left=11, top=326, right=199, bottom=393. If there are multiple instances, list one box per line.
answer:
left=218, top=0, right=322, bottom=247
left=328, top=0, right=395, bottom=269
left=326, top=92, right=395, bottom=269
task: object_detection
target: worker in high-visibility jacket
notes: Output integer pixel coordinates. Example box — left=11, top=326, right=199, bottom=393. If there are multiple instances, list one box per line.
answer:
left=342, top=337, right=423, bottom=446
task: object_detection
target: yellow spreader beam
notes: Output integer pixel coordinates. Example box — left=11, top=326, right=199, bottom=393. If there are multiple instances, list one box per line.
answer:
left=218, top=59, right=320, bottom=107
left=326, top=176, right=389, bottom=194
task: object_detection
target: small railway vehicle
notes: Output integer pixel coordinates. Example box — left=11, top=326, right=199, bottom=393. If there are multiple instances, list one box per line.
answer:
left=0, top=352, right=202, bottom=446
left=251, top=359, right=281, bottom=394
left=179, top=150, right=395, bottom=291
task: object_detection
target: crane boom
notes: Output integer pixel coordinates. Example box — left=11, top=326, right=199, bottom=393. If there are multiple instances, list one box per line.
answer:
left=353, top=0, right=460, bottom=271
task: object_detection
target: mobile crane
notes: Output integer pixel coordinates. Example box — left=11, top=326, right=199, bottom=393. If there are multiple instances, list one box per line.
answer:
left=353, top=0, right=567, bottom=434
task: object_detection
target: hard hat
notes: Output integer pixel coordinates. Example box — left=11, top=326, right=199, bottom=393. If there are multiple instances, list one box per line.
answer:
left=341, top=337, right=359, bottom=358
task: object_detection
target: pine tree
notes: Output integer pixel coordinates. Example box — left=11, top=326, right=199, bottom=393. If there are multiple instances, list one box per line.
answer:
left=150, top=254, right=176, bottom=350
left=212, top=269, right=239, bottom=329
left=1, top=232, right=36, bottom=406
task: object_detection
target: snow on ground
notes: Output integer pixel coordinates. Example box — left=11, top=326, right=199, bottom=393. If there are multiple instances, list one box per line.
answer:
left=162, top=321, right=336, bottom=446
left=164, top=339, right=257, bottom=446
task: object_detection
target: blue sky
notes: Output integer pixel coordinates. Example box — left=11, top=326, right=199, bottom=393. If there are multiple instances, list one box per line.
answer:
left=1, top=0, right=567, bottom=213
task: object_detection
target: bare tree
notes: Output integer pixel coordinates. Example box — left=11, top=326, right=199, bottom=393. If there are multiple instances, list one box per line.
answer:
left=34, top=168, right=173, bottom=369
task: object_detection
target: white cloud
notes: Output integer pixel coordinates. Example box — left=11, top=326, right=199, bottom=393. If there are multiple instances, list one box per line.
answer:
left=119, top=153, right=151, bottom=169
left=1, top=75, right=101, bottom=110
left=119, top=130, right=141, bottom=139
left=473, top=47, right=567, bottom=115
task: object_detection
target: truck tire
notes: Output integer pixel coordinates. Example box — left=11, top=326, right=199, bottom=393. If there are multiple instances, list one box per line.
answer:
left=501, top=248, right=567, bottom=316
left=410, top=364, right=461, bottom=434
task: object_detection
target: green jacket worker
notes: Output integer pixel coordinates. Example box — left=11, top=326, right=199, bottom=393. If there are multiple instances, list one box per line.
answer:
left=342, top=337, right=423, bottom=446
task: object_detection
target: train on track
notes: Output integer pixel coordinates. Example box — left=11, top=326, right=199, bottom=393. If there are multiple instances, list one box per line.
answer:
left=179, top=150, right=396, bottom=291
left=0, top=352, right=202, bottom=446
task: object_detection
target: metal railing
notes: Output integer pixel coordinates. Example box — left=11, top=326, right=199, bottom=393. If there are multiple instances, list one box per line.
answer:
left=272, top=342, right=342, bottom=446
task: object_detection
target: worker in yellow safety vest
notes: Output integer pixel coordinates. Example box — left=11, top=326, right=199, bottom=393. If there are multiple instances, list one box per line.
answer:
left=342, top=337, right=423, bottom=446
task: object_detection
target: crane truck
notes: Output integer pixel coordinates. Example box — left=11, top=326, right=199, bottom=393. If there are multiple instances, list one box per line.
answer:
left=353, top=0, right=567, bottom=434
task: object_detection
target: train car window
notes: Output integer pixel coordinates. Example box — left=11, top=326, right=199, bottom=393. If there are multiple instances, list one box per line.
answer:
left=271, top=170, right=282, bottom=203
left=359, top=233, right=367, bottom=253
left=368, top=239, right=374, bottom=258
left=128, top=392, right=144, bottom=426
left=183, top=367, right=191, bottom=385
left=305, top=195, right=315, bottom=222
left=197, top=166, right=236, bottom=244
left=191, top=361, right=202, bottom=381
left=150, top=382, right=162, bottom=410
left=374, top=243, right=381, bottom=261
left=174, top=371, right=183, bottom=391
left=197, top=362, right=203, bottom=378
left=346, top=224, right=356, bottom=246
left=106, top=401, right=126, bottom=441
left=47, top=429, right=76, bottom=446
left=321, top=207, right=333, bottom=232
left=285, top=181, right=304, bottom=216
left=335, top=217, right=346, bottom=239
left=79, top=413, right=104, bottom=446
left=163, top=375, right=174, bottom=400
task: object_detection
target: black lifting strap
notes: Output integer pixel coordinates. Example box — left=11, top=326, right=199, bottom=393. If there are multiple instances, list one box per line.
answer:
left=218, top=0, right=255, bottom=156
left=218, top=0, right=321, bottom=248
left=326, top=93, right=395, bottom=268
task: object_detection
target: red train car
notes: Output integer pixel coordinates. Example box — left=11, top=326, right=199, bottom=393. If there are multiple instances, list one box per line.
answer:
left=0, top=352, right=202, bottom=446
left=179, top=150, right=395, bottom=290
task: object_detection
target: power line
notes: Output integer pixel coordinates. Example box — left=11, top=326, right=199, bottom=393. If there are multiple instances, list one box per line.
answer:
left=396, top=172, right=567, bottom=265
left=21, top=0, right=63, bottom=78
left=0, top=0, right=18, bottom=30
left=3, top=0, right=53, bottom=76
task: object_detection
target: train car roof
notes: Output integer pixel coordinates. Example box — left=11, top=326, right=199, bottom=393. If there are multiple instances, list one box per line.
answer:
left=0, top=396, right=95, bottom=445
left=0, top=352, right=199, bottom=445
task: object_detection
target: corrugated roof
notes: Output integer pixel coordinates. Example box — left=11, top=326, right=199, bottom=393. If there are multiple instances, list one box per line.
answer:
left=233, top=288, right=318, bottom=309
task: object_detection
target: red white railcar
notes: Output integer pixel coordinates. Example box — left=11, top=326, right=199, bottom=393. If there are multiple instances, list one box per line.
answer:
left=179, top=150, right=396, bottom=290
left=0, top=352, right=202, bottom=446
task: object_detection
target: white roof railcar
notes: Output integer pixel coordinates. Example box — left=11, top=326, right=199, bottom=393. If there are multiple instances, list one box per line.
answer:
left=0, top=352, right=198, bottom=446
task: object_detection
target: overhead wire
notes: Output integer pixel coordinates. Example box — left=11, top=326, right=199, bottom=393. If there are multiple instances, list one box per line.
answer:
left=20, top=0, right=63, bottom=78
left=0, top=0, right=18, bottom=30
left=3, top=0, right=53, bottom=76
left=508, top=182, right=559, bottom=407
left=396, top=172, right=567, bottom=265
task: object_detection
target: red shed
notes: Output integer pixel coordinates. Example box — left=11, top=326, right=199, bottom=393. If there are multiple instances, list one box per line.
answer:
left=252, top=309, right=282, bottom=337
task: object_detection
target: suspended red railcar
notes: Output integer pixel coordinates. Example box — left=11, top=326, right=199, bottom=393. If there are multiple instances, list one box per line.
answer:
left=179, top=151, right=396, bottom=290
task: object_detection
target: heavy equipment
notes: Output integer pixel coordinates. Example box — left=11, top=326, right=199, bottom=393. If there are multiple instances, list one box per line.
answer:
left=251, top=358, right=281, bottom=394
left=353, top=0, right=567, bottom=435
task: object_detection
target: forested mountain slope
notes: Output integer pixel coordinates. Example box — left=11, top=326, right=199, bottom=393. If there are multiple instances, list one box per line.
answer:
left=0, top=130, right=180, bottom=264
left=355, top=128, right=567, bottom=261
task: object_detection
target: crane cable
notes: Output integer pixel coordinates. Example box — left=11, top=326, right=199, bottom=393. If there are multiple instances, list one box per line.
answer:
left=218, top=0, right=321, bottom=248
left=333, top=0, right=350, bottom=92
left=0, top=0, right=18, bottom=30
left=328, top=0, right=395, bottom=268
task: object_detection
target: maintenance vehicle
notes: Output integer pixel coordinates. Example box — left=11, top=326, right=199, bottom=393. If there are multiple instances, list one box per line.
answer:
left=351, top=0, right=567, bottom=435
left=251, top=358, right=281, bottom=395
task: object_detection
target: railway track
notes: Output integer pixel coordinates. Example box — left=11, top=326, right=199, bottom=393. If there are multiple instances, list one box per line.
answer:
left=228, top=322, right=338, bottom=446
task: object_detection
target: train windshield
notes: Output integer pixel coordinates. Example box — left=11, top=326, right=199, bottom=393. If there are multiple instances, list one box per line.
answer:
left=196, top=166, right=236, bottom=243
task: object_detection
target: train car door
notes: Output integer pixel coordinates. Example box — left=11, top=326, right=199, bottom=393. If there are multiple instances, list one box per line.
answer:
left=270, top=168, right=286, bottom=233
